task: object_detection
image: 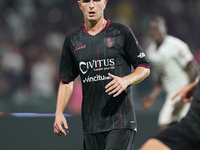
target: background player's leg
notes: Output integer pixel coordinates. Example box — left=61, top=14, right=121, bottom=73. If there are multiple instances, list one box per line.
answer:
left=140, top=138, right=171, bottom=150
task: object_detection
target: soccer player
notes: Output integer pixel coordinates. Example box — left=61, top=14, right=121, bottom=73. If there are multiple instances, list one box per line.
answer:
left=142, top=15, right=199, bottom=129
left=140, top=73, right=200, bottom=150
left=53, top=0, right=150, bottom=149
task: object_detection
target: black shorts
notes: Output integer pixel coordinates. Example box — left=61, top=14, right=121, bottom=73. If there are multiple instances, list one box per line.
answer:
left=83, top=129, right=136, bottom=150
left=153, top=117, right=200, bottom=150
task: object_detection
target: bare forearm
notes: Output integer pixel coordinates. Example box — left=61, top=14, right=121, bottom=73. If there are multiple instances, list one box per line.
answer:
left=187, top=81, right=198, bottom=93
left=187, top=60, right=199, bottom=83
left=55, top=81, right=74, bottom=115
left=125, top=66, right=150, bottom=86
left=148, top=85, right=162, bottom=100
left=142, top=77, right=162, bottom=109
left=105, top=67, right=150, bottom=97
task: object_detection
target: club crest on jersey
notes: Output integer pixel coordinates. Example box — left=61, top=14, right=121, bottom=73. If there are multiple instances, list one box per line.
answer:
left=104, top=37, right=115, bottom=48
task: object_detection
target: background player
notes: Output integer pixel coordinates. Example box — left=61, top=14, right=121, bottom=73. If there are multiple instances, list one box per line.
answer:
left=53, top=0, right=150, bottom=150
left=140, top=72, right=200, bottom=150
left=142, top=15, right=199, bottom=129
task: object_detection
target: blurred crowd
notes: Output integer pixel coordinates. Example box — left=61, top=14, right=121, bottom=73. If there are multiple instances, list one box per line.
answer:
left=0, top=0, right=199, bottom=113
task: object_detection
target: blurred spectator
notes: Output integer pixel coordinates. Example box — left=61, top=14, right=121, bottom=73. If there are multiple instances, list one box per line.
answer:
left=4, top=8, right=27, bottom=44
left=44, top=31, right=65, bottom=52
left=30, top=51, right=56, bottom=99
left=1, top=41, right=24, bottom=92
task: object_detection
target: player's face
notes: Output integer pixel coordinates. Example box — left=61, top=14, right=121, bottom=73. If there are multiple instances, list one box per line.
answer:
left=148, top=21, right=166, bottom=43
left=78, top=0, right=107, bottom=22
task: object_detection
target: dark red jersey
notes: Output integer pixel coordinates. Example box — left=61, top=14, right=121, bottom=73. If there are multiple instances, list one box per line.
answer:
left=59, top=19, right=149, bottom=134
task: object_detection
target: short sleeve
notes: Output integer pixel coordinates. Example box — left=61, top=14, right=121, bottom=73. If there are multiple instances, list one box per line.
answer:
left=123, top=26, right=149, bottom=69
left=174, top=42, right=194, bottom=68
left=59, top=36, right=79, bottom=83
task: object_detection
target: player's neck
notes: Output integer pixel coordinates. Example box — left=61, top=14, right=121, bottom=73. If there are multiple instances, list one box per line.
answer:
left=84, top=18, right=107, bottom=36
left=156, top=41, right=162, bottom=48
left=156, top=36, right=165, bottom=48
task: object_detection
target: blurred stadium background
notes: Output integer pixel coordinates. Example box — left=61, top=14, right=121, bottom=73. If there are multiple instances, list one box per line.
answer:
left=0, top=0, right=199, bottom=149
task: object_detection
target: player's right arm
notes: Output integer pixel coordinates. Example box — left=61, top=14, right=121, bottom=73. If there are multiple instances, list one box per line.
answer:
left=142, top=76, right=162, bottom=109
left=53, top=81, right=74, bottom=136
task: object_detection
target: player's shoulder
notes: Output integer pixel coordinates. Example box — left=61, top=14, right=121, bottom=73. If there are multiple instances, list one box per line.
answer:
left=146, top=42, right=156, bottom=52
left=64, top=27, right=82, bottom=40
left=110, top=21, right=132, bottom=33
left=165, top=35, right=188, bottom=47
left=61, top=27, right=82, bottom=48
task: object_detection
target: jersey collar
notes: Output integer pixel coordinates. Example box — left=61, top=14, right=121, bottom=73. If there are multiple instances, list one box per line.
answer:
left=82, top=19, right=111, bottom=34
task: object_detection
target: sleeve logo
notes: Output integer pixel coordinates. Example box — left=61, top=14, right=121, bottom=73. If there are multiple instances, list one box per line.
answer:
left=137, top=52, right=145, bottom=58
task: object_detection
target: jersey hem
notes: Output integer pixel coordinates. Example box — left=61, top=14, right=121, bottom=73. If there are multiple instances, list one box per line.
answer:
left=83, top=126, right=137, bottom=135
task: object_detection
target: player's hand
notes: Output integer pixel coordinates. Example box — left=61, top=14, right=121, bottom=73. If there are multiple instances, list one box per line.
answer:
left=53, top=114, right=69, bottom=136
left=105, top=73, right=129, bottom=97
left=172, top=92, right=193, bottom=103
left=172, top=84, right=195, bottom=103
left=142, top=97, right=153, bottom=109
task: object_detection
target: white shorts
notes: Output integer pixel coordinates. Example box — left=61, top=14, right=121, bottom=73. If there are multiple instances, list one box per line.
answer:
left=158, top=93, right=191, bottom=126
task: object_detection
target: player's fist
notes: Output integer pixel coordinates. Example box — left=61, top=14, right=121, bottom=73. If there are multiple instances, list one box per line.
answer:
left=53, top=114, right=69, bottom=136
left=142, top=97, right=153, bottom=109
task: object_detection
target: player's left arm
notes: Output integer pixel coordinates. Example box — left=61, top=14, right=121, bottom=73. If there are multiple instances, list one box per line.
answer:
left=105, top=66, right=150, bottom=97
left=175, top=43, right=199, bottom=83
left=105, top=25, right=150, bottom=97
left=185, top=60, right=199, bottom=83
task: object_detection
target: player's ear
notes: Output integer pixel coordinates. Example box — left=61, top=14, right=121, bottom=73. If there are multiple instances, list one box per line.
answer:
left=78, top=1, right=82, bottom=11
left=103, top=0, right=108, bottom=9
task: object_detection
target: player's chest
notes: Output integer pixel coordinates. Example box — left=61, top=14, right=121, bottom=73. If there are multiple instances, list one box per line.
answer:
left=148, top=48, right=174, bottom=66
left=72, top=34, right=123, bottom=62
